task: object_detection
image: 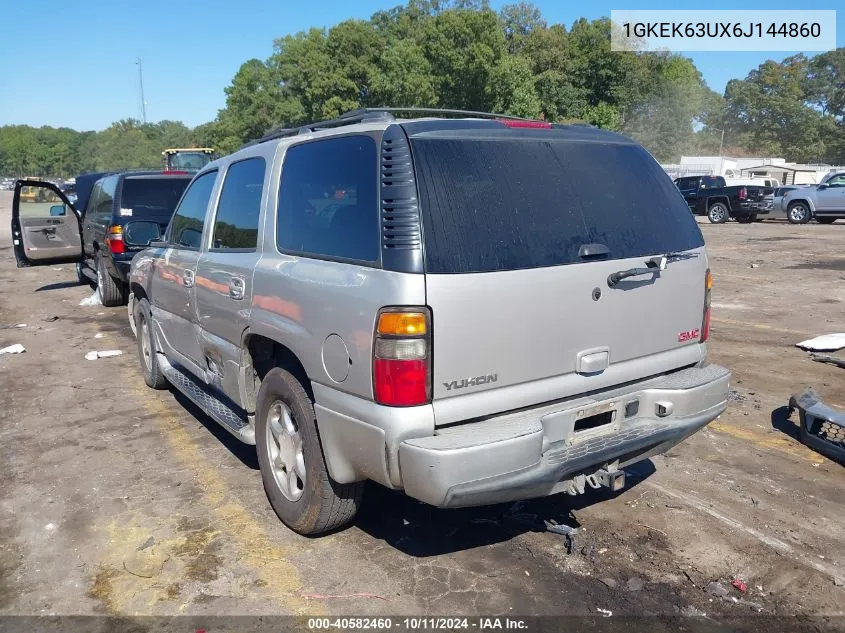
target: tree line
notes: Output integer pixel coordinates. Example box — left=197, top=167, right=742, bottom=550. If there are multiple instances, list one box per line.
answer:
left=1, top=0, right=843, bottom=178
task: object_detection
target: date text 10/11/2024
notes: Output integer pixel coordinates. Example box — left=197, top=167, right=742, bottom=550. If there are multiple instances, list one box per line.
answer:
left=307, top=617, right=529, bottom=630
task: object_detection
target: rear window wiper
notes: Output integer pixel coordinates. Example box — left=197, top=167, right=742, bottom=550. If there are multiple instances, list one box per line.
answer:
left=607, top=251, right=698, bottom=287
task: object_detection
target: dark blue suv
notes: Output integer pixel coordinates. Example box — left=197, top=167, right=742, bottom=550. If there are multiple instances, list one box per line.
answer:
left=77, top=171, right=191, bottom=305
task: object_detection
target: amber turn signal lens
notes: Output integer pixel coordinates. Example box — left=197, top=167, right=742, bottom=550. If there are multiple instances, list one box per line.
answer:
left=705, top=269, right=713, bottom=291
left=377, top=312, right=427, bottom=336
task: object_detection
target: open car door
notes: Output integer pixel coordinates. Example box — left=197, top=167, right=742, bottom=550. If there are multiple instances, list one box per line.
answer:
left=11, top=180, right=82, bottom=267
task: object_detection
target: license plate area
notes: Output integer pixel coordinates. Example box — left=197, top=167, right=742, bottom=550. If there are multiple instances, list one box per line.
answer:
left=541, top=399, right=622, bottom=448
left=574, top=410, right=614, bottom=433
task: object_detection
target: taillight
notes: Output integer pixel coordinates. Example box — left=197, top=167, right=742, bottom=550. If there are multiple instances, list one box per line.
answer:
left=105, top=225, right=125, bottom=255
left=701, top=269, right=712, bottom=343
left=162, top=170, right=189, bottom=175
left=738, top=187, right=747, bottom=201
left=373, top=308, right=431, bottom=406
left=497, top=119, right=552, bottom=129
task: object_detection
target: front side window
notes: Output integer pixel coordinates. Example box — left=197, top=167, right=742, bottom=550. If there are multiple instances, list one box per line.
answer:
left=168, top=171, right=216, bottom=249
left=211, top=158, right=265, bottom=250
left=277, top=135, right=378, bottom=263
left=826, top=175, right=845, bottom=188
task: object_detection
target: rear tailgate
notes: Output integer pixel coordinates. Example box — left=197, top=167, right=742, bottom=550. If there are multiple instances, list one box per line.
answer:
left=410, top=131, right=708, bottom=425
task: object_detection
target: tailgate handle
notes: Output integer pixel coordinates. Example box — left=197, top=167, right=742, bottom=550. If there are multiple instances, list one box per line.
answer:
left=577, top=348, right=609, bottom=375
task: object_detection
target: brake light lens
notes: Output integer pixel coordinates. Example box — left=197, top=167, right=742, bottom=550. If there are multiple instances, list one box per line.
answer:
left=105, top=225, right=125, bottom=255
left=162, top=170, right=189, bottom=175
left=497, top=119, right=552, bottom=129
left=374, top=308, right=431, bottom=407
left=701, top=269, right=712, bottom=343
left=738, top=187, right=747, bottom=201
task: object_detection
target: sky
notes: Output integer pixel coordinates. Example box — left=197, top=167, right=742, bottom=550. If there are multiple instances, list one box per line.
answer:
left=0, top=0, right=841, bottom=131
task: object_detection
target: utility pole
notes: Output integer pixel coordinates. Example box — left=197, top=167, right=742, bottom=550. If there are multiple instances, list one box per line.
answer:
left=136, top=58, right=147, bottom=124
left=711, top=127, right=725, bottom=157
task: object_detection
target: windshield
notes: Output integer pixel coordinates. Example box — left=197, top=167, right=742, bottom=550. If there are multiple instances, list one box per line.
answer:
left=411, top=138, right=704, bottom=274
left=167, top=152, right=212, bottom=170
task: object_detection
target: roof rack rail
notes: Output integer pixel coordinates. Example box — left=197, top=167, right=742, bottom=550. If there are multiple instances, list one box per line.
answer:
left=244, top=106, right=540, bottom=148
left=343, top=107, right=535, bottom=122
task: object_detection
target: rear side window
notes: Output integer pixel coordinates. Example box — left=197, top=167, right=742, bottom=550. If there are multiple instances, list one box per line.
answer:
left=121, top=177, right=190, bottom=222
left=211, top=157, right=265, bottom=250
left=168, top=171, right=217, bottom=249
left=95, top=175, right=118, bottom=221
left=277, top=135, right=379, bottom=262
left=411, top=139, right=704, bottom=274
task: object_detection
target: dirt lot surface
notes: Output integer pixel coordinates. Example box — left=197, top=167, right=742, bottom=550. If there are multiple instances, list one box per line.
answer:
left=1, top=190, right=843, bottom=625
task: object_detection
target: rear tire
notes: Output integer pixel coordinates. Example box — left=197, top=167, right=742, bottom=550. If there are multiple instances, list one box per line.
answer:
left=708, top=202, right=729, bottom=224
left=787, top=202, right=811, bottom=224
left=96, top=252, right=128, bottom=307
left=816, top=217, right=837, bottom=224
left=256, top=367, right=363, bottom=535
left=135, top=298, right=168, bottom=390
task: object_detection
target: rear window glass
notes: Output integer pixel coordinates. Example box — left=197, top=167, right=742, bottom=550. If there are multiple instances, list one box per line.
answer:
left=412, top=138, right=704, bottom=274
left=121, top=177, right=191, bottom=220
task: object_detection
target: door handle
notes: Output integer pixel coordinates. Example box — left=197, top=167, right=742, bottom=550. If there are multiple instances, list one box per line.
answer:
left=229, top=277, right=245, bottom=300
left=183, top=269, right=195, bottom=288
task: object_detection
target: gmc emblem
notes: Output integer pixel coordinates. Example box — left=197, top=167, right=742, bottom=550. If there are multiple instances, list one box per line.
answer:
left=678, top=329, right=700, bottom=342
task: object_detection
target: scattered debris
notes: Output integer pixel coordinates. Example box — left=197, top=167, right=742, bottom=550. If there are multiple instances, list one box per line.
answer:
left=546, top=523, right=577, bottom=554
left=728, top=389, right=746, bottom=402
left=811, top=354, right=845, bottom=369
left=137, top=537, right=155, bottom=551
left=750, top=263, right=760, bottom=268
left=94, top=333, right=104, bottom=339
left=85, top=350, right=123, bottom=360
left=834, top=577, right=843, bottom=587
left=42, top=315, right=60, bottom=322
left=301, top=593, right=390, bottom=602
left=79, top=291, right=101, bottom=307
left=122, top=561, right=154, bottom=579
left=599, top=578, right=618, bottom=589
left=596, top=608, right=612, bottom=617
left=731, top=578, right=747, bottom=593
left=678, top=605, right=706, bottom=617
left=788, top=389, right=845, bottom=463
left=52, top=267, right=64, bottom=271
left=706, top=581, right=730, bottom=598
left=0, top=344, right=26, bottom=355
left=626, top=576, right=644, bottom=592
left=44, top=523, right=56, bottom=532
left=639, top=524, right=667, bottom=537
left=796, top=333, right=845, bottom=352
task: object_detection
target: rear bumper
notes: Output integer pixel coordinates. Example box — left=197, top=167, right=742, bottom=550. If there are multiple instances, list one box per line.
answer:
left=736, top=201, right=769, bottom=215
left=316, top=364, right=730, bottom=508
left=401, top=365, right=730, bottom=507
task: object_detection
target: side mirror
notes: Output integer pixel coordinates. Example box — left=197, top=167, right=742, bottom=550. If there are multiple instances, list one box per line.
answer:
left=49, top=205, right=66, bottom=216
left=817, top=184, right=828, bottom=189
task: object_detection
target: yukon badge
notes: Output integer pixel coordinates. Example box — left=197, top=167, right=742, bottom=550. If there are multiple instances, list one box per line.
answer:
left=443, top=374, right=498, bottom=391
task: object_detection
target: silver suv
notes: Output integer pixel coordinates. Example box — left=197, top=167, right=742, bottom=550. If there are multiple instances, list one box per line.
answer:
left=782, top=171, right=845, bottom=224
left=122, top=109, right=728, bottom=535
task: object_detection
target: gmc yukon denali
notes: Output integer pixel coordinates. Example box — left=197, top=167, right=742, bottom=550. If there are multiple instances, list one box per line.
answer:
left=12, top=108, right=731, bottom=535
